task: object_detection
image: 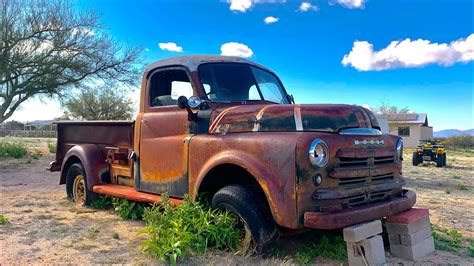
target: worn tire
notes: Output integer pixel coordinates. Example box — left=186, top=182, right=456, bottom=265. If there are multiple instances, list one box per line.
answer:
left=412, top=153, right=421, bottom=166
left=212, top=184, right=279, bottom=255
left=442, top=153, right=447, bottom=166
left=66, top=163, right=98, bottom=206
left=436, top=154, right=444, bottom=168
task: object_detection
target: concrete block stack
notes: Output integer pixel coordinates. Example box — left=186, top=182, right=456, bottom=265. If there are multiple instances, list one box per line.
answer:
left=386, top=208, right=435, bottom=261
left=343, top=220, right=386, bottom=266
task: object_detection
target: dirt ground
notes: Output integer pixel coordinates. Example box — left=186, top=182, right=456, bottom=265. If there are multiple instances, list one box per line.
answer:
left=0, top=138, right=473, bottom=264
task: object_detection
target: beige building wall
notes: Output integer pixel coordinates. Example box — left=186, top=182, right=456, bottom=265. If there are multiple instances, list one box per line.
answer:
left=389, top=123, right=422, bottom=148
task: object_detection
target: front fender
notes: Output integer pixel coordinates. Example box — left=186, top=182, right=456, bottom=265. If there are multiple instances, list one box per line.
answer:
left=60, top=144, right=108, bottom=190
left=193, top=150, right=298, bottom=229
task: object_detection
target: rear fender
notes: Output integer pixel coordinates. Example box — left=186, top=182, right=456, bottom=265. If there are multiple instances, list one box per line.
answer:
left=60, top=144, right=108, bottom=190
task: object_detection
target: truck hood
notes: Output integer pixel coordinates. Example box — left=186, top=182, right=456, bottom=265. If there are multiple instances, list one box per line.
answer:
left=208, top=104, right=373, bottom=134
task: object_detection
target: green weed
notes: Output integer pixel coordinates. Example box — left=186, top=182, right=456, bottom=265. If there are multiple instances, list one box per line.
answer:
left=0, top=142, right=27, bottom=158
left=452, top=175, right=462, bottom=180
left=88, top=227, right=100, bottom=239
left=112, top=232, right=120, bottom=239
left=90, top=195, right=113, bottom=209
left=0, top=214, right=10, bottom=225
left=431, top=224, right=462, bottom=252
left=141, top=194, right=242, bottom=265
left=30, top=153, right=40, bottom=160
left=444, top=189, right=451, bottom=194
left=26, top=158, right=32, bottom=164
left=47, top=142, right=57, bottom=153
left=112, top=198, right=148, bottom=220
left=293, top=235, right=346, bottom=263
left=457, top=184, right=468, bottom=190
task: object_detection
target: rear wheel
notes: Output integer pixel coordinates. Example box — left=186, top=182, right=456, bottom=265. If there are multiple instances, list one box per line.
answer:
left=212, top=184, right=279, bottom=254
left=412, top=153, right=421, bottom=166
left=66, top=163, right=98, bottom=206
left=442, top=153, right=447, bottom=166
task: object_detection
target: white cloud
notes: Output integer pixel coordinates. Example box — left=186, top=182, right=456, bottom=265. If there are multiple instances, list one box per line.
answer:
left=228, top=0, right=253, bottom=12
left=226, top=0, right=286, bottom=12
left=145, top=48, right=150, bottom=52
left=333, top=0, right=366, bottom=9
left=220, top=42, right=254, bottom=58
left=342, top=34, right=474, bottom=71
left=264, top=16, right=279, bottom=24
left=158, top=42, right=183, bottom=52
left=299, top=2, right=318, bottom=12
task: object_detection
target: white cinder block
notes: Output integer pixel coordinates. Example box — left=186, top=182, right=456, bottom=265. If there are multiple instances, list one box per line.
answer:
left=343, top=220, right=383, bottom=243
left=347, top=235, right=386, bottom=266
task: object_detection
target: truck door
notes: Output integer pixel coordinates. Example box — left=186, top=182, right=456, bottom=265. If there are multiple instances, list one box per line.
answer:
left=138, top=67, right=194, bottom=197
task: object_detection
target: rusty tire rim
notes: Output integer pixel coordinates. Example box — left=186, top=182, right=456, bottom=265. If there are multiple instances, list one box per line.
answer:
left=234, top=215, right=253, bottom=254
left=72, top=175, right=86, bottom=205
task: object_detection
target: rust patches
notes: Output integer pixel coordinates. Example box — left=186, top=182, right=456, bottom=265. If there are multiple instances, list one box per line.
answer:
left=304, top=190, right=416, bottom=229
left=93, top=184, right=183, bottom=205
left=252, top=105, right=272, bottom=132
left=209, top=105, right=240, bottom=133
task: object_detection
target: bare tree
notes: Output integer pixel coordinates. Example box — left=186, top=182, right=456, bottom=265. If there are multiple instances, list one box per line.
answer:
left=62, top=85, right=134, bottom=120
left=0, top=0, right=142, bottom=122
left=374, top=99, right=410, bottom=115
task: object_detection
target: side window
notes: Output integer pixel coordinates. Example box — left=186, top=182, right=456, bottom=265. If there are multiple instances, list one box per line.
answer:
left=149, top=69, right=193, bottom=107
left=398, top=127, right=410, bottom=136
left=248, top=85, right=260, bottom=100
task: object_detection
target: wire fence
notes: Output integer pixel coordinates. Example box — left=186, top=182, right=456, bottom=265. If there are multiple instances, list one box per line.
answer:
left=0, top=129, right=57, bottom=138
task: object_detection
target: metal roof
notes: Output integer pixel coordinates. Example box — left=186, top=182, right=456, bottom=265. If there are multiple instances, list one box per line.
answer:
left=386, top=113, right=429, bottom=125
left=144, top=55, right=273, bottom=74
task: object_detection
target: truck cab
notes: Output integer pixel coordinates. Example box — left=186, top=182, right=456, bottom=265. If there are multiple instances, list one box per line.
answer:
left=50, top=55, right=415, bottom=253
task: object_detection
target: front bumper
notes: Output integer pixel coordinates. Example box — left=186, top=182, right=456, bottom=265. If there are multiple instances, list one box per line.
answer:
left=304, top=189, right=416, bottom=230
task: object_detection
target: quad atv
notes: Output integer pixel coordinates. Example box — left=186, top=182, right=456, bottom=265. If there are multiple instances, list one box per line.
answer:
left=412, top=140, right=446, bottom=167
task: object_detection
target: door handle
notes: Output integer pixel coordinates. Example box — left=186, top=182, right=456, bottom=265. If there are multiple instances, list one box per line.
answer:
left=141, top=119, right=148, bottom=123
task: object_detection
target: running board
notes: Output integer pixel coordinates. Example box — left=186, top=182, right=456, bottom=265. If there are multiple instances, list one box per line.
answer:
left=92, top=184, right=183, bottom=205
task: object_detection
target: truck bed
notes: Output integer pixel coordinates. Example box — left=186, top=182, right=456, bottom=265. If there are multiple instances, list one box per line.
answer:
left=51, top=121, right=134, bottom=171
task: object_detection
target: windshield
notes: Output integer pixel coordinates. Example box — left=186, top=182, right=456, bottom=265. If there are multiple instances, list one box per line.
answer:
left=198, top=63, right=289, bottom=104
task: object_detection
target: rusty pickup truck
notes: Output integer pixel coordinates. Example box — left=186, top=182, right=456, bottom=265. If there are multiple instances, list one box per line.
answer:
left=50, top=55, right=416, bottom=252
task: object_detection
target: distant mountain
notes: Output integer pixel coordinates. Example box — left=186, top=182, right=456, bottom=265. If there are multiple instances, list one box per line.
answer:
left=434, top=129, right=474, bottom=138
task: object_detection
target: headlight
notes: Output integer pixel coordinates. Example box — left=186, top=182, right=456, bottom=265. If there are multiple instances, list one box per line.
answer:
left=309, top=139, right=329, bottom=167
left=396, top=139, right=403, bottom=161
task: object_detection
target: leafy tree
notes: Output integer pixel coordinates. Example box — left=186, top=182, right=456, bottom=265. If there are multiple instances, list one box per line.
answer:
left=63, top=85, right=135, bottom=120
left=0, top=0, right=142, bottom=122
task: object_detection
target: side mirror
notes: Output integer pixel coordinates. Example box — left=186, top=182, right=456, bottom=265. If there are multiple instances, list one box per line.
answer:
left=177, top=96, right=198, bottom=121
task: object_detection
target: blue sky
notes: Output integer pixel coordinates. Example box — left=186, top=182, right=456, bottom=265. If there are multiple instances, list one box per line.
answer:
left=12, top=0, right=473, bottom=130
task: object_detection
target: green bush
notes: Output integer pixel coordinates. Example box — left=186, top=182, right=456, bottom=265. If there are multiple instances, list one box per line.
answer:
left=47, top=142, right=57, bottom=153
left=443, top=135, right=474, bottom=149
left=112, top=197, right=147, bottom=220
left=142, top=194, right=242, bottom=264
left=0, top=142, right=27, bottom=158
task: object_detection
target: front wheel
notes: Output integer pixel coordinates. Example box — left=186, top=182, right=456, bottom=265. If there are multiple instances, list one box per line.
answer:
left=66, top=163, right=98, bottom=206
left=412, top=153, right=421, bottom=166
left=212, top=184, right=279, bottom=254
left=436, top=154, right=444, bottom=168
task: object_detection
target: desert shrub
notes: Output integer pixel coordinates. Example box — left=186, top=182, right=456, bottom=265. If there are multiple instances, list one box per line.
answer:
left=142, top=194, right=242, bottom=264
left=47, top=142, right=57, bottom=153
left=0, top=142, right=27, bottom=158
left=443, top=135, right=474, bottom=149
left=112, top=198, right=148, bottom=220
